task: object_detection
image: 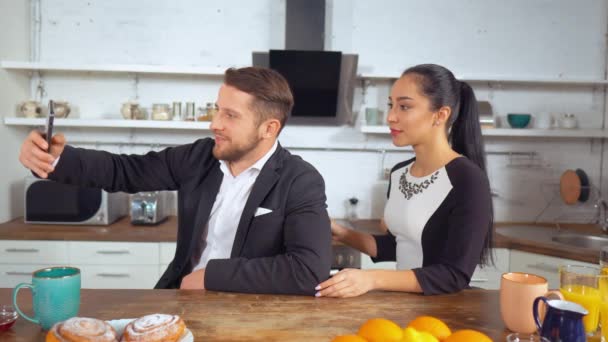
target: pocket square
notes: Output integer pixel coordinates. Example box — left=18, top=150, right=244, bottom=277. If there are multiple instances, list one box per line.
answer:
left=254, top=207, right=273, bottom=217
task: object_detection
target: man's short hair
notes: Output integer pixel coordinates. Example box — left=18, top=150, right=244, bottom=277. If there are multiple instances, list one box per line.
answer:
left=224, top=67, right=294, bottom=132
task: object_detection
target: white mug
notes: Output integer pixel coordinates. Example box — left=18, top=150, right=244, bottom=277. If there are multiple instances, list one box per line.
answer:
left=535, top=113, right=554, bottom=129
left=558, top=114, right=578, bottom=129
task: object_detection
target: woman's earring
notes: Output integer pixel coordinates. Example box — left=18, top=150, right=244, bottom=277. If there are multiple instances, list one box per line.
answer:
left=433, top=121, right=439, bottom=126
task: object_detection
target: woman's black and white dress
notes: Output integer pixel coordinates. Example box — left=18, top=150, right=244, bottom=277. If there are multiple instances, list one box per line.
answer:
left=373, top=157, right=492, bottom=295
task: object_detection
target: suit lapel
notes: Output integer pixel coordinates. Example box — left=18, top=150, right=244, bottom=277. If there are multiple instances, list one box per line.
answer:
left=230, top=148, right=283, bottom=258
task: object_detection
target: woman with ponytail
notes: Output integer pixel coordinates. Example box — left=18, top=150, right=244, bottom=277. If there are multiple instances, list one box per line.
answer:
left=316, top=64, right=493, bottom=297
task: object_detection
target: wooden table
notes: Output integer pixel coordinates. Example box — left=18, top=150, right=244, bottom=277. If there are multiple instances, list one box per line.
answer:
left=0, top=288, right=509, bottom=341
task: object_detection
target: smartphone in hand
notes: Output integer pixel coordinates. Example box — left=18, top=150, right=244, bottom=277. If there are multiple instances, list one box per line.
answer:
left=46, top=100, right=55, bottom=153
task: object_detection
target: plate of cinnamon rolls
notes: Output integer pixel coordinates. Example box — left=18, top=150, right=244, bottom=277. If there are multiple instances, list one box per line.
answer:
left=46, top=313, right=192, bottom=341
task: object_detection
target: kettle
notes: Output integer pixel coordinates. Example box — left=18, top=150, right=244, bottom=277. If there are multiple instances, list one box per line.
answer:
left=533, top=297, right=588, bottom=342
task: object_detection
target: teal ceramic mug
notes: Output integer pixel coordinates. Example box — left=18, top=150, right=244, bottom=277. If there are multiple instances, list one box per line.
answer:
left=12, top=266, right=81, bottom=330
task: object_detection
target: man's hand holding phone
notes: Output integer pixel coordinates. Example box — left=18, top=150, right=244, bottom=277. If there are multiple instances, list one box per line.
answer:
left=18, top=100, right=66, bottom=179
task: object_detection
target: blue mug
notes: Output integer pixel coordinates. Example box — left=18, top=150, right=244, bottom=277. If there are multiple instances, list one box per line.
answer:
left=533, top=296, right=588, bottom=342
left=12, top=266, right=81, bottom=330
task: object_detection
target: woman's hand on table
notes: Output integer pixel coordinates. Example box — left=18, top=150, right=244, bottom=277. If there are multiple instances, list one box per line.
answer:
left=315, top=268, right=375, bottom=298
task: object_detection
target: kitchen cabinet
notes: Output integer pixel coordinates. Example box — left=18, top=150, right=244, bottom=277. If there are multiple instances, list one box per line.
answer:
left=509, top=250, right=598, bottom=288
left=68, top=241, right=159, bottom=289
left=72, top=264, right=159, bottom=289
left=470, top=248, right=510, bottom=290
left=0, top=240, right=69, bottom=288
left=67, top=241, right=158, bottom=265
left=0, top=240, right=164, bottom=289
left=160, top=242, right=177, bottom=277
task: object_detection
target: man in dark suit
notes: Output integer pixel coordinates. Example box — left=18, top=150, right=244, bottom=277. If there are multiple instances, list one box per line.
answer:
left=18, top=67, right=332, bottom=295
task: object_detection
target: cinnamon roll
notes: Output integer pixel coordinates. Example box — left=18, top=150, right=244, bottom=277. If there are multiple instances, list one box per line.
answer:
left=46, top=317, right=119, bottom=342
left=121, top=314, right=186, bottom=342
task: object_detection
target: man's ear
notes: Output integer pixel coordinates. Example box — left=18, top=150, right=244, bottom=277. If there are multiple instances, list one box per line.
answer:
left=261, top=119, right=281, bottom=138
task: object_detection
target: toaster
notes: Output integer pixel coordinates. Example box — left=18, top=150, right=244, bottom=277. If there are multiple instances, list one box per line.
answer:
left=130, top=191, right=171, bottom=225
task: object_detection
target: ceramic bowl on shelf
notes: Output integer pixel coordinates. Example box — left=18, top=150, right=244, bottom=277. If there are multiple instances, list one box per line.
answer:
left=507, top=113, right=532, bottom=128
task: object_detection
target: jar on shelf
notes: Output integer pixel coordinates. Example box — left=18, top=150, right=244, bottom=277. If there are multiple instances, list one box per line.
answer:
left=151, top=103, right=172, bottom=121
left=121, top=102, right=145, bottom=120
left=206, top=102, right=217, bottom=120
left=183, top=102, right=195, bottom=121
left=196, top=102, right=216, bottom=121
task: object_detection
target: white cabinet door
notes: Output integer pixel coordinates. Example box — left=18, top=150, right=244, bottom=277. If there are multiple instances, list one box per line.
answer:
left=0, top=264, right=52, bottom=288
left=509, top=250, right=598, bottom=289
left=470, top=248, right=510, bottom=290
left=0, top=240, right=68, bottom=264
left=159, top=264, right=169, bottom=278
left=74, top=264, right=159, bottom=289
left=68, top=241, right=158, bottom=265
left=69, top=241, right=161, bottom=289
left=160, top=242, right=177, bottom=265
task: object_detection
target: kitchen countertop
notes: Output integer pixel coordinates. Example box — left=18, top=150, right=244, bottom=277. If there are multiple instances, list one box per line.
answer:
left=0, top=217, right=604, bottom=263
left=493, top=222, right=603, bottom=264
left=1, top=288, right=508, bottom=341
left=0, top=216, right=178, bottom=242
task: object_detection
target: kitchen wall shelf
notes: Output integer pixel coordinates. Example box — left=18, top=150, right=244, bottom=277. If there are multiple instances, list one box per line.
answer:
left=5, top=118, right=606, bottom=138
left=3, top=117, right=211, bottom=130
left=361, top=125, right=608, bottom=138
left=0, top=61, right=229, bottom=76
left=359, top=74, right=608, bottom=86
left=6, top=61, right=607, bottom=86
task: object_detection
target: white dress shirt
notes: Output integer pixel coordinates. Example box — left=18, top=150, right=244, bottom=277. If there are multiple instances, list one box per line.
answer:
left=192, top=141, right=278, bottom=271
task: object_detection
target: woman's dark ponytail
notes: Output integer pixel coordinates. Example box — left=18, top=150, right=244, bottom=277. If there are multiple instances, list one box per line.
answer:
left=450, top=81, right=487, bottom=173
left=402, top=64, right=494, bottom=267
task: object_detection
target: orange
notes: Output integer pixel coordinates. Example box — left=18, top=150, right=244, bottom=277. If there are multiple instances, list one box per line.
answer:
left=358, top=318, right=403, bottom=342
left=443, top=329, right=492, bottom=342
left=406, top=316, right=451, bottom=340
left=401, top=327, right=439, bottom=342
left=332, top=335, right=369, bottom=342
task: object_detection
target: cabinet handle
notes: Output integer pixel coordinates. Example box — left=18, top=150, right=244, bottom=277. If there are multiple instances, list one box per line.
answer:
left=470, top=278, right=489, bottom=282
left=526, top=263, right=558, bottom=273
left=96, top=250, right=130, bottom=255
left=6, top=271, right=32, bottom=276
left=5, top=248, right=39, bottom=253
left=96, top=273, right=130, bottom=278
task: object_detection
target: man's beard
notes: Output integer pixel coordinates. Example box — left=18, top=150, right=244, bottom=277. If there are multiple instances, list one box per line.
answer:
left=212, top=134, right=262, bottom=162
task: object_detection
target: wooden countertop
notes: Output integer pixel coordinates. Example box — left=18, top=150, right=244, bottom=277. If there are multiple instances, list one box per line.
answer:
left=0, top=216, right=178, bottom=242
left=0, top=217, right=604, bottom=263
left=494, top=222, right=603, bottom=264
left=1, top=288, right=508, bottom=341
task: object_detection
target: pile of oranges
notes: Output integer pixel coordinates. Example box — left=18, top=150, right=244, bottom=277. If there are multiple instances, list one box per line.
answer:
left=331, top=316, right=492, bottom=342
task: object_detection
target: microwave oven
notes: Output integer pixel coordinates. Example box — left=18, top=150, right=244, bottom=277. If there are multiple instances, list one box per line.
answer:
left=24, top=177, right=128, bottom=225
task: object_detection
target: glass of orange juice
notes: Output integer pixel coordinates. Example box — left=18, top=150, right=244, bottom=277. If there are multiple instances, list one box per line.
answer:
left=559, top=265, right=600, bottom=335
left=599, top=274, right=608, bottom=342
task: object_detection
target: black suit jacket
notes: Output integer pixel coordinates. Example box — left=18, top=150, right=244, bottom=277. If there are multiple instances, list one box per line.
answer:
left=49, top=138, right=332, bottom=295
